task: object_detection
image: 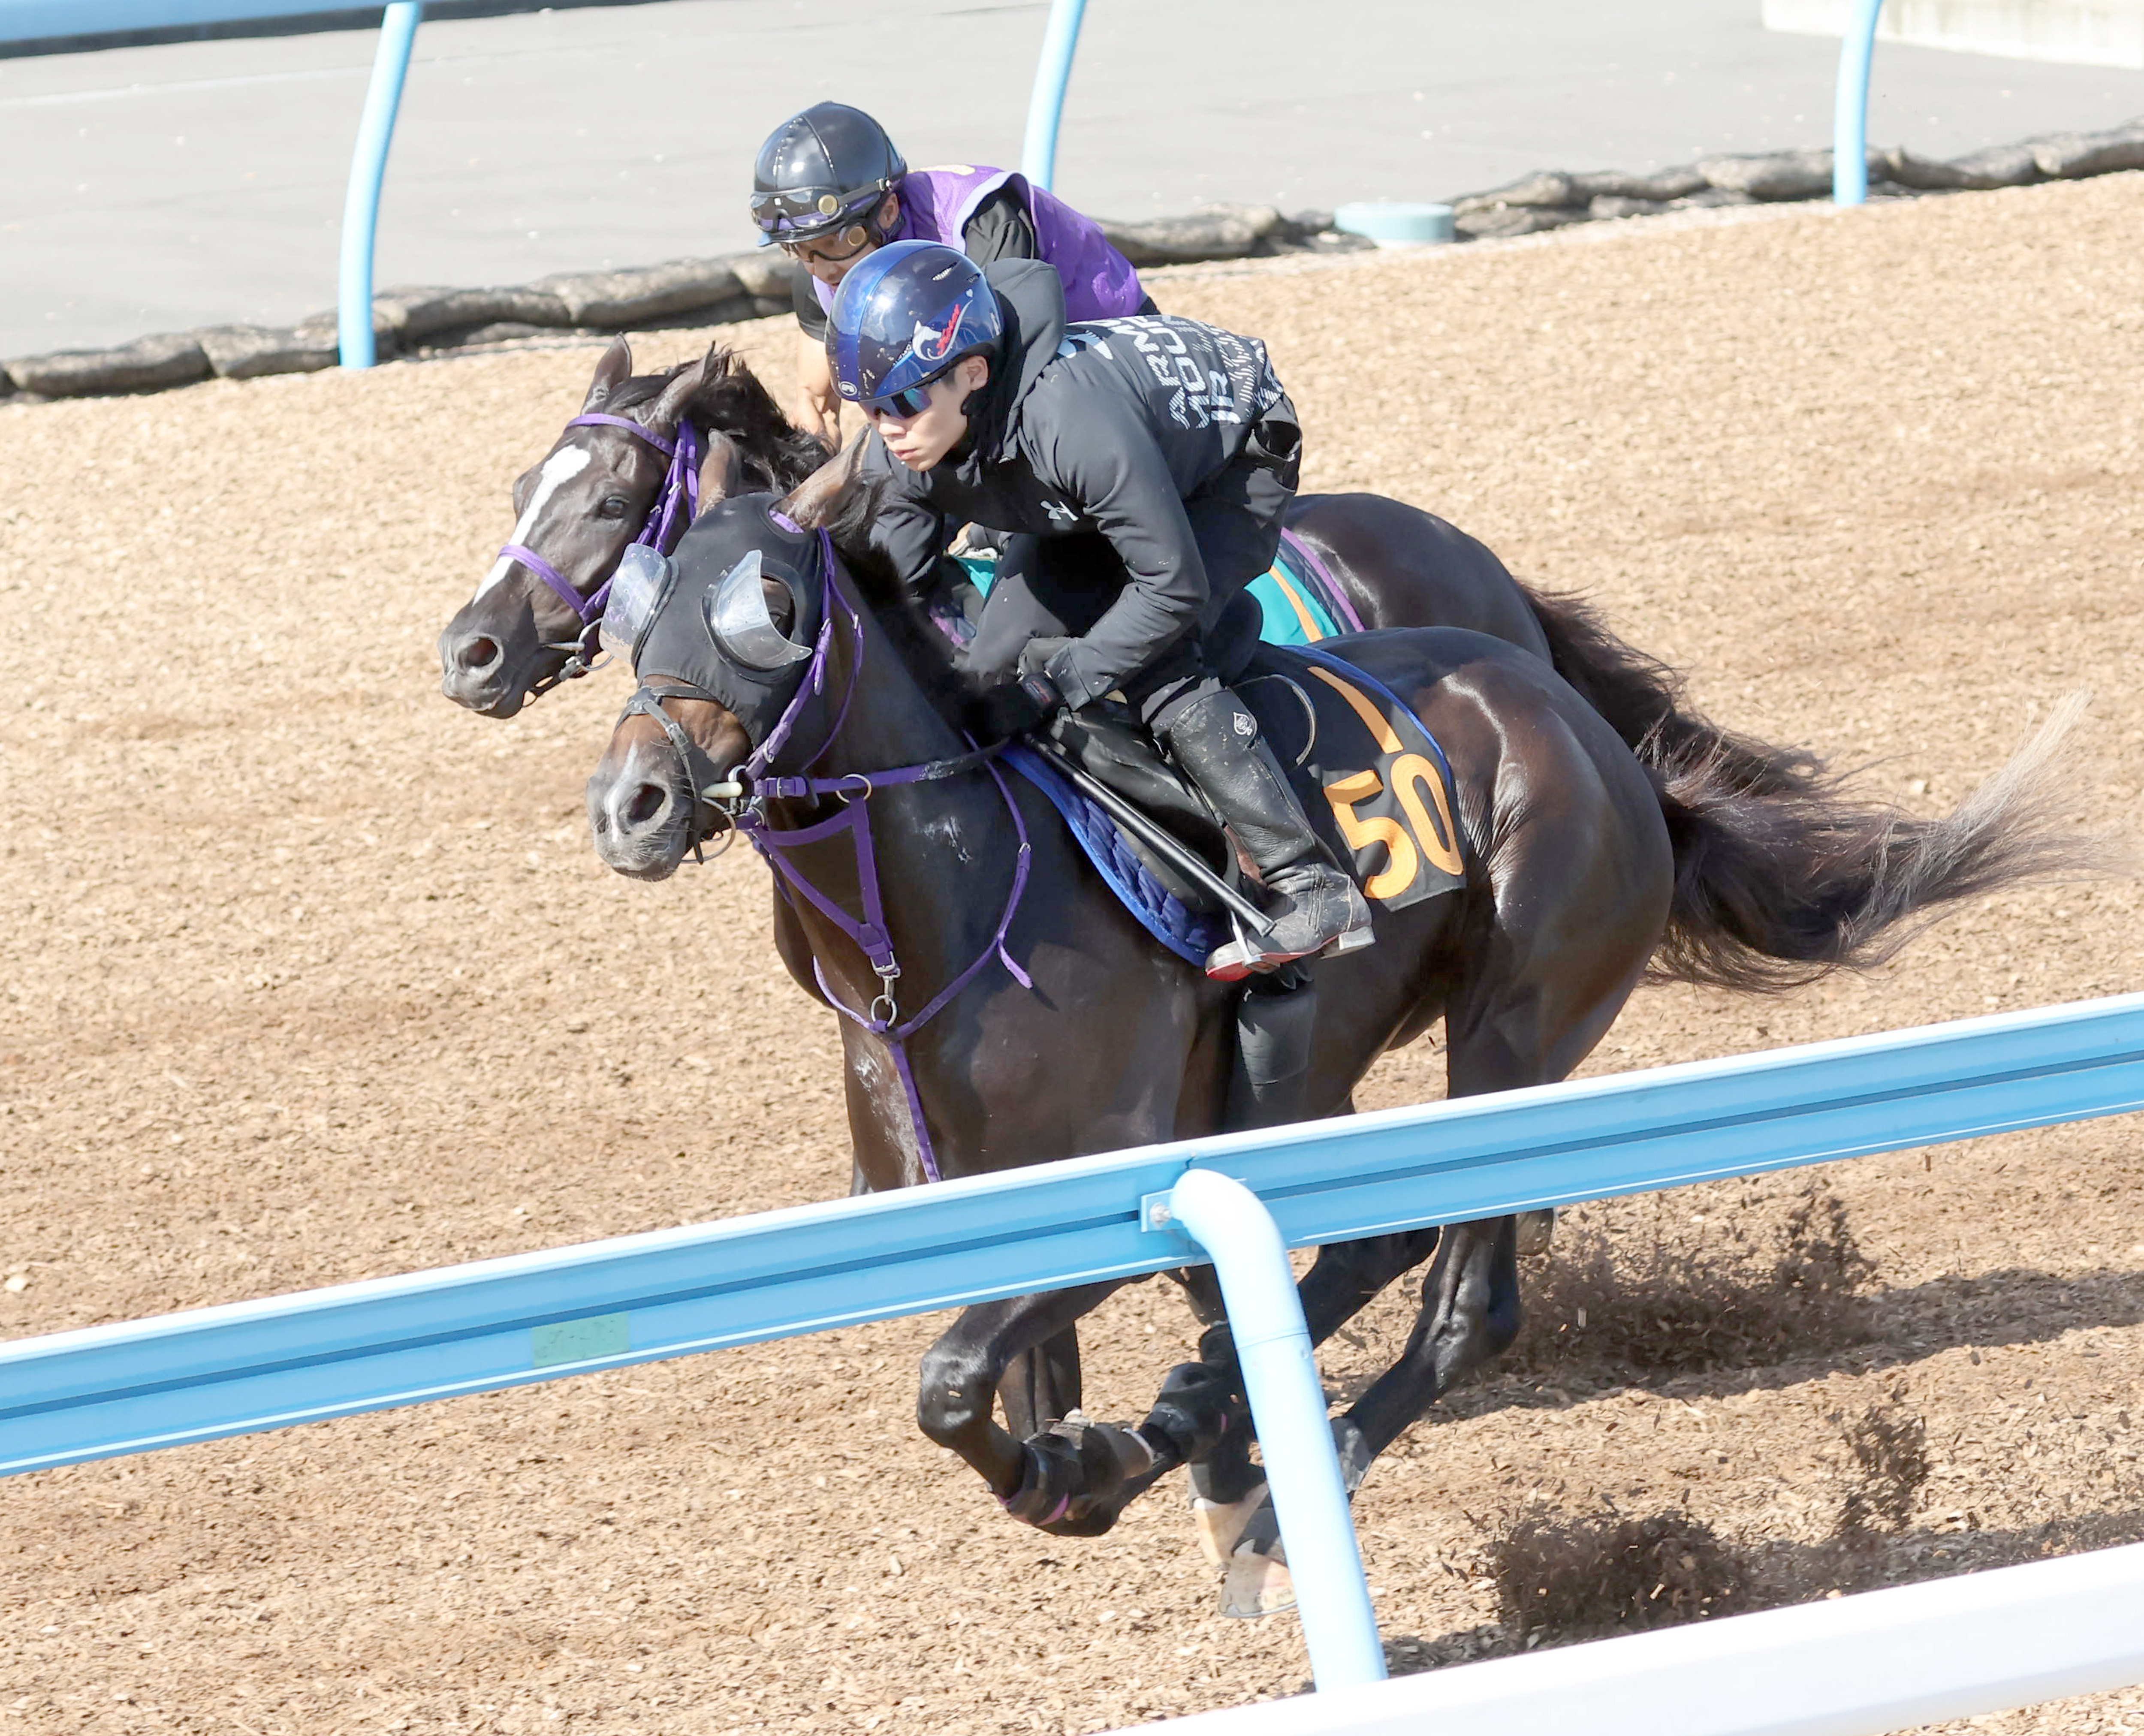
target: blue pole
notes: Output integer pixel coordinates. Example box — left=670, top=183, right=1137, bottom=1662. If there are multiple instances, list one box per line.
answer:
left=338, top=1, right=422, bottom=368
left=1019, top=0, right=1088, bottom=192
left=1165, top=1168, right=1387, bottom=1692
left=1833, top=0, right=1885, bottom=205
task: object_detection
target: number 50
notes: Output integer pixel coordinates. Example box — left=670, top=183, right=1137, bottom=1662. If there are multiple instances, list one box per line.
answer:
left=1323, top=753, right=1463, bottom=903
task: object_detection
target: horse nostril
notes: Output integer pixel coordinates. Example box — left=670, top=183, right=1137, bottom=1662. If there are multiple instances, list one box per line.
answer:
left=622, top=782, right=667, bottom=829
left=455, top=633, right=502, bottom=675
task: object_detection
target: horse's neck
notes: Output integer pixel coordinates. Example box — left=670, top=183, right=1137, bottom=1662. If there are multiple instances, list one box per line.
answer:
left=763, top=577, right=1010, bottom=999
left=809, top=583, right=966, bottom=782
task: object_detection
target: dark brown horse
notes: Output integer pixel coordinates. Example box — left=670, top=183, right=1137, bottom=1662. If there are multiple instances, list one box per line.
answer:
left=577, top=471, right=2081, bottom=1614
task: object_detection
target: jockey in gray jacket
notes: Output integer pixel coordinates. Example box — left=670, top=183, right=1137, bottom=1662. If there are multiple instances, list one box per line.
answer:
left=828, top=238, right=1372, bottom=980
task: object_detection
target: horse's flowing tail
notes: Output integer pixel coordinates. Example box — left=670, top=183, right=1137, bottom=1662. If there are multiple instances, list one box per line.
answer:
left=1653, top=693, right=2098, bottom=992
left=1517, top=588, right=2102, bottom=992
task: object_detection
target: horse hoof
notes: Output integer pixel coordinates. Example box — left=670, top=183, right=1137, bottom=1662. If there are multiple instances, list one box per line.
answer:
left=1191, top=1482, right=1269, bottom=1567
left=1218, top=1541, right=1295, bottom=1619
left=1514, top=1207, right=1557, bottom=1258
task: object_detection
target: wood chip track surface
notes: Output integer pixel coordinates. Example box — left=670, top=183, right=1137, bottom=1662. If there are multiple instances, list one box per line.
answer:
left=3, top=177, right=2143, bottom=1735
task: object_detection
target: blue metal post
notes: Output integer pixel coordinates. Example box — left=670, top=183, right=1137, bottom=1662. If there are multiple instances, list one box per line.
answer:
left=1020, top=0, right=1088, bottom=192
left=1833, top=0, right=1885, bottom=204
left=1165, top=1168, right=1387, bottom=1692
left=338, top=2, right=423, bottom=368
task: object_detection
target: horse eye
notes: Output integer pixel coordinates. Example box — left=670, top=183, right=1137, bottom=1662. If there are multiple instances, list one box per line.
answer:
left=597, top=495, right=632, bottom=520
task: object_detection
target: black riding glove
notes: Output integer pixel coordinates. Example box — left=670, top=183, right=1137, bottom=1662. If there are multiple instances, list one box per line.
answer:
left=977, top=637, right=1075, bottom=740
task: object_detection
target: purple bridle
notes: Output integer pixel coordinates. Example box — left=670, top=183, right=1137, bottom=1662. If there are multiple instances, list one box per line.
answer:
left=629, top=526, right=1031, bottom=1186
left=496, top=411, right=704, bottom=680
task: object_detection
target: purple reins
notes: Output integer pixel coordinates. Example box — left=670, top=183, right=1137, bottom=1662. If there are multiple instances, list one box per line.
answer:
left=498, top=411, right=704, bottom=629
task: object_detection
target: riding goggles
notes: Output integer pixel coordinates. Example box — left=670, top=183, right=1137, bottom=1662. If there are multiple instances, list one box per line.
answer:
left=859, top=382, right=935, bottom=419
left=751, top=181, right=888, bottom=236
left=779, top=224, right=874, bottom=265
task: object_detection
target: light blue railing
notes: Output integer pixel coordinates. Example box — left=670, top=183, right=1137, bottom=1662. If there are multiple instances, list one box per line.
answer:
left=1834, top=0, right=1888, bottom=203
left=15, top=0, right=1084, bottom=367
left=2, top=0, right=424, bottom=370
left=8, top=992, right=2144, bottom=1691
left=1019, top=0, right=1893, bottom=210
left=337, top=1, right=422, bottom=368
left=1019, top=0, right=1089, bottom=192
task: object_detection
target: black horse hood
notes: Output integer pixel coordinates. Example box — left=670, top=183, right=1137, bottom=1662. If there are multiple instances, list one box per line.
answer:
left=624, top=495, right=826, bottom=747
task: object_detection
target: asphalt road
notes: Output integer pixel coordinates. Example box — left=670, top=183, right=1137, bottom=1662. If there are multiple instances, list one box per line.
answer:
left=4, top=0, right=2142, bottom=356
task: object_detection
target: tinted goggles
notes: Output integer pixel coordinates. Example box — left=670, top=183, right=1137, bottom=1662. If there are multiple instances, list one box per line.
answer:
left=860, top=383, right=935, bottom=419
left=750, top=183, right=881, bottom=235
left=779, top=224, right=872, bottom=264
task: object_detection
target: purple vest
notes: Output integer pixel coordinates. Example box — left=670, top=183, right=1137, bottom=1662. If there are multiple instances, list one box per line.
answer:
left=811, top=165, right=1146, bottom=323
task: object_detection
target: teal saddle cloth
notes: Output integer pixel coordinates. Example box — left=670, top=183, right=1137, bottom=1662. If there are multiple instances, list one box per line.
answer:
left=959, top=529, right=1361, bottom=647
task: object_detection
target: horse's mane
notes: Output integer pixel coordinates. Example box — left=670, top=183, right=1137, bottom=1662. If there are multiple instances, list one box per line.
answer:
left=803, top=455, right=993, bottom=738
left=595, top=349, right=829, bottom=497
left=599, top=369, right=679, bottom=416
left=690, top=350, right=830, bottom=494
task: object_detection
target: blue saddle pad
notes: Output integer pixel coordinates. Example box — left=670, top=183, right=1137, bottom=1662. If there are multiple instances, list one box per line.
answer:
left=952, top=539, right=1460, bottom=962
left=1002, top=747, right=1228, bottom=966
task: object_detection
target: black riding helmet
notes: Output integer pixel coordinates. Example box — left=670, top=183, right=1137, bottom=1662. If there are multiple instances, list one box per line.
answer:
left=751, top=102, right=906, bottom=244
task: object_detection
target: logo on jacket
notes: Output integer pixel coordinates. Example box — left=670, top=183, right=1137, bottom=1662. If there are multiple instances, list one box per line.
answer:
left=908, top=299, right=967, bottom=368
left=1040, top=498, right=1079, bottom=528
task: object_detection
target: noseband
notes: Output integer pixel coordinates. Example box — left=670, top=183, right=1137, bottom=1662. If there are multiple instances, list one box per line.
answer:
left=497, top=411, right=704, bottom=694
left=621, top=530, right=1033, bottom=1186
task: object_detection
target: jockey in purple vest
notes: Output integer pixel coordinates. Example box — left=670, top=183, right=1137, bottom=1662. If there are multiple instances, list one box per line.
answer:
left=750, top=101, right=1151, bottom=447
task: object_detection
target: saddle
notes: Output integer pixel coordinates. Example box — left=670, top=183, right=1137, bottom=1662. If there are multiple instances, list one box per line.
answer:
left=1007, top=641, right=1468, bottom=966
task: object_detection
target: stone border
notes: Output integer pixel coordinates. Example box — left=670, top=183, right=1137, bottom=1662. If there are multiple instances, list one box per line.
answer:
left=6, top=118, right=2140, bottom=405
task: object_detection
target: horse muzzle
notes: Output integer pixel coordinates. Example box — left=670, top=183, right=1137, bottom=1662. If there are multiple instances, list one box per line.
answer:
left=585, top=747, right=709, bottom=880
left=438, top=605, right=559, bottom=718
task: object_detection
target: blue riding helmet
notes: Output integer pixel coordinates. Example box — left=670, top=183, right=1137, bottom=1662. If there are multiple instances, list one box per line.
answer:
left=826, top=240, right=1004, bottom=416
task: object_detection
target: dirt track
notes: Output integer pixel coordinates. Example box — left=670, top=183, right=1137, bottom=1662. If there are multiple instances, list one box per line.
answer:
left=4, top=178, right=2144, bottom=1735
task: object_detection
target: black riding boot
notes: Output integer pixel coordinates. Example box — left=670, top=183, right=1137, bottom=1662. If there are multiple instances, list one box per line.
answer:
left=1160, top=687, right=1374, bottom=981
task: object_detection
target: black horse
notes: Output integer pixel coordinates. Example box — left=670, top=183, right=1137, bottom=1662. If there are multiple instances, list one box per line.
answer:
left=577, top=468, right=2079, bottom=1615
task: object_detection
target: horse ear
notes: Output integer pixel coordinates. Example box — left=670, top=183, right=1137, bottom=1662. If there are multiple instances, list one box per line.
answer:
left=696, top=428, right=748, bottom=509
left=583, top=337, right=633, bottom=411
left=646, top=351, right=712, bottom=432
left=774, top=434, right=865, bottom=531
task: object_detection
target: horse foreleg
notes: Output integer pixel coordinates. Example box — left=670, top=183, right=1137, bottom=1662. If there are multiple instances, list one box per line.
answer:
left=996, top=1327, right=1083, bottom=1441
left=1180, top=1227, right=1444, bottom=1569
left=917, top=1284, right=1156, bottom=1537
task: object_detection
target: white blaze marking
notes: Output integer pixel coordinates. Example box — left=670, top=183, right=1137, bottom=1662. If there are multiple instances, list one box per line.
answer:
left=475, top=444, right=592, bottom=597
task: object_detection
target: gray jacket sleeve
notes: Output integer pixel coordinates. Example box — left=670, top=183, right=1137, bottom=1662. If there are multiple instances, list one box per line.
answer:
left=1032, top=390, right=1209, bottom=708
left=860, top=435, right=953, bottom=609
